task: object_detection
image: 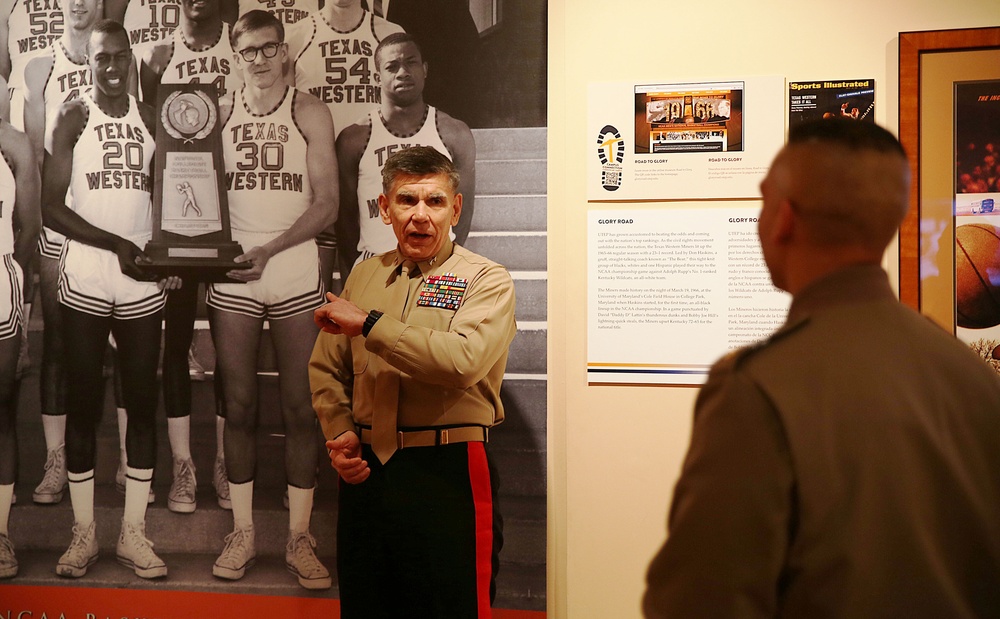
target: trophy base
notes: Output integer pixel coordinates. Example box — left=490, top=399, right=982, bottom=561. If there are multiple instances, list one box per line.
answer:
left=143, top=240, right=252, bottom=283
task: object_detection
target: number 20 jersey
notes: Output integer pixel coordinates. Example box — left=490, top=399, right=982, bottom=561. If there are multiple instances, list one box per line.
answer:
left=223, top=86, right=312, bottom=234
left=69, top=93, right=154, bottom=238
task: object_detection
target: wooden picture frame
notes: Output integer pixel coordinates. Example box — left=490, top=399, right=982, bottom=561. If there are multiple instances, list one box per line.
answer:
left=897, top=26, right=1000, bottom=317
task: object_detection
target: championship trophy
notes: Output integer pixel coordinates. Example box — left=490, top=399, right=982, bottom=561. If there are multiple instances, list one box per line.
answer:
left=144, top=83, right=249, bottom=282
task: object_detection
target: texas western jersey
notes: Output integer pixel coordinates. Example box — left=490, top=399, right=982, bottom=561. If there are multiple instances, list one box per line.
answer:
left=42, top=39, right=89, bottom=146
left=356, top=106, right=451, bottom=256
left=223, top=86, right=312, bottom=234
left=69, top=93, right=154, bottom=238
left=160, top=23, right=241, bottom=106
left=290, top=9, right=402, bottom=136
left=238, top=0, right=317, bottom=25
left=39, top=39, right=89, bottom=256
left=0, top=147, right=17, bottom=255
left=6, top=0, right=64, bottom=90
left=124, top=0, right=180, bottom=50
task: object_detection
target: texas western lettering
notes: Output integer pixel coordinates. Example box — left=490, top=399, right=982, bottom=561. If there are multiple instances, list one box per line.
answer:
left=85, top=123, right=151, bottom=192
left=306, top=39, right=379, bottom=105
left=225, top=122, right=304, bottom=192
left=172, top=55, right=231, bottom=81
left=15, top=0, right=63, bottom=54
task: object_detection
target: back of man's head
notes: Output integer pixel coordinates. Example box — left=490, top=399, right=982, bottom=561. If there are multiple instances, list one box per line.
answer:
left=781, top=118, right=910, bottom=254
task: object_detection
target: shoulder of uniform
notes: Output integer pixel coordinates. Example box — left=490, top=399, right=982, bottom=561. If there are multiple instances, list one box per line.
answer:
left=718, top=315, right=809, bottom=370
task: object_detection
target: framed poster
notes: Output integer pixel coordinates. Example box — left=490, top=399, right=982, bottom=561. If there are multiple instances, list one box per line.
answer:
left=897, top=26, right=1000, bottom=371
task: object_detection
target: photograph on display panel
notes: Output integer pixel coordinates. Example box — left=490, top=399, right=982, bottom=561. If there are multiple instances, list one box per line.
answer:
left=634, top=81, right=744, bottom=154
left=0, top=0, right=547, bottom=615
left=953, top=79, right=1000, bottom=374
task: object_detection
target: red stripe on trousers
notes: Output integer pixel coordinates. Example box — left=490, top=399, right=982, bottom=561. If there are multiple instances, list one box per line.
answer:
left=468, top=441, right=493, bottom=619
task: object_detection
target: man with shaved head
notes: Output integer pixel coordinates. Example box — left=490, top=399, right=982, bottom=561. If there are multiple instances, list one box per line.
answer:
left=643, top=118, right=1000, bottom=618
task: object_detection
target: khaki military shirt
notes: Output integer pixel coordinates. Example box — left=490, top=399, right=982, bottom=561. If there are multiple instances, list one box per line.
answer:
left=309, top=239, right=517, bottom=441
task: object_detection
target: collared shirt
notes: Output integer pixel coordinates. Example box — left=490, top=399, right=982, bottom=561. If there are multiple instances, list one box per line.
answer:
left=309, top=238, right=517, bottom=440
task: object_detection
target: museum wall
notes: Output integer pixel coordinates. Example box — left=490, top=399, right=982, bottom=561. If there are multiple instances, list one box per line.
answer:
left=546, top=1, right=1000, bottom=617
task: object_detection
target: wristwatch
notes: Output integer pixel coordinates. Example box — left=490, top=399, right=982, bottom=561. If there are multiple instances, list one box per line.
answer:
left=362, top=310, right=383, bottom=337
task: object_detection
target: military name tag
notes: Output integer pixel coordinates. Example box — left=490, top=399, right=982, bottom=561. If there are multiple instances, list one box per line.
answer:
left=417, top=274, right=468, bottom=310
left=144, top=83, right=249, bottom=282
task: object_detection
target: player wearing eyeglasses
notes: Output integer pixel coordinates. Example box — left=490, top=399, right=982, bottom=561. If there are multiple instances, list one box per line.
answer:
left=208, top=9, right=337, bottom=590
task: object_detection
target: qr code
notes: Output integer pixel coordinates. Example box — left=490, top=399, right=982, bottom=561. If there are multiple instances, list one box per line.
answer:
left=603, top=169, right=621, bottom=188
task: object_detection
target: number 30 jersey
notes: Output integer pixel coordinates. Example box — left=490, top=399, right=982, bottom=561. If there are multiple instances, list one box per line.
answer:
left=223, top=86, right=312, bottom=234
left=290, top=9, right=403, bottom=137
left=69, top=93, right=154, bottom=238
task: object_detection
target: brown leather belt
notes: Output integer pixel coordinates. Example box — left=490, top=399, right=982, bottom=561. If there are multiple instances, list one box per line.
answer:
left=358, top=425, right=489, bottom=449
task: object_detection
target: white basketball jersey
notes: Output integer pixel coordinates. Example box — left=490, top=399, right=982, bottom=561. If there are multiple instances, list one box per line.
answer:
left=69, top=93, right=154, bottom=238
left=356, top=106, right=451, bottom=256
left=237, top=0, right=317, bottom=25
left=123, top=0, right=180, bottom=49
left=42, top=40, right=89, bottom=149
left=0, top=147, right=17, bottom=255
left=6, top=0, right=63, bottom=90
left=161, top=23, right=241, bottom=104
left=290, top=9, right=402, bottom=136
left=223, top=87, right=312, bottom=234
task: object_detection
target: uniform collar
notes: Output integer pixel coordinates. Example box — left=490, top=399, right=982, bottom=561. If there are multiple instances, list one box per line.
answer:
left=393, top=238, right=455, bottom=278
left=787, top=264, right=895, bottom=323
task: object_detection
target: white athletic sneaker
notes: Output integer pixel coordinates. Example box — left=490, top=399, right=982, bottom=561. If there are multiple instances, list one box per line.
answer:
left=285, top=531, right=331, bottom=590
left=115, top=457, right=155, bottom=504
left=167, top=458, right=197, bottom=514
left=0, top=533, right=17, bottom=578
left=32, top=446, right=67, bottom=504
left=213, top=456, right=231, bottom=510
left=213, top=524, right=255, bottom=580
left=116, top=519, right=167, bottom=579
left=56, top=521, right=98, bottom=578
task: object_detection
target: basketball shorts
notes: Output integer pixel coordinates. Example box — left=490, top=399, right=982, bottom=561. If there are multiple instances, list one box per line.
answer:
left=207, top=230, right=324, bottom=320
left=38, top=226, right=66, bottom=260
left=58, top=236, right=166, bottom=319
left=0, top=254, right=24, bottom=340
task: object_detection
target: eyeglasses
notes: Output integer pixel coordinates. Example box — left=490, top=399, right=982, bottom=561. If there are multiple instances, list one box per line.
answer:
left=237, top=42, right=282, bottom=62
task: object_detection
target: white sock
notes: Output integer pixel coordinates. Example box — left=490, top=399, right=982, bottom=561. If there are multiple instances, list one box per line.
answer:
left=67, top=470, right=95, bottom=526
left=0, top=484, right=12, bottom=535
left=41, top=414, right=66, bottom=452
left=124, top=467, right=153, bottom=524
left=168, top=416, right=192, bottom=461
left=287, top=485, right=314, bottom=533
left=117, top=408, right=127, bottom=457
left=215, top=415, right=225, bottom=460
left=229, top=480, right=253, bottom=530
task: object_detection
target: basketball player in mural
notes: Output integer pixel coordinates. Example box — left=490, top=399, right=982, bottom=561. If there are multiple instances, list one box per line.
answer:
left=287, top=0, right=403, bottom=294
left=207, top=9, right=336, bottom=590
left=0, top=104, right=41, bottom=581
left=335, top=32, right=475, bottom=283
left=20, top=0, right=104, bottom=509
left=138, top=0, right=243, bottom=514
left=43, top=19, right=176, bottom=579
left=0, top=0, right=64, bottom=129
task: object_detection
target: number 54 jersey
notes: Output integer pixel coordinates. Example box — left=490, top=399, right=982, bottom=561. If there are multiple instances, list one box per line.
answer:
left=289, top=9, right=403, bottom=137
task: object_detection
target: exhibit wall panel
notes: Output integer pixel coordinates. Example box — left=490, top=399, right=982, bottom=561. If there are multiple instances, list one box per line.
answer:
left=547, top=1, right=1000, bottom=617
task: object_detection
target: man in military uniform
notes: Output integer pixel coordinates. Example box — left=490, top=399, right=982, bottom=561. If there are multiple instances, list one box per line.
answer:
left=310, top=146, right=514, bottom=618
left=643, top=118, right=1000, bottom=618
